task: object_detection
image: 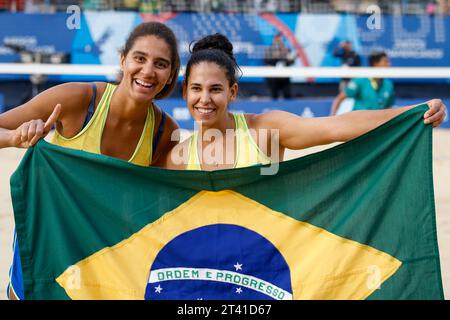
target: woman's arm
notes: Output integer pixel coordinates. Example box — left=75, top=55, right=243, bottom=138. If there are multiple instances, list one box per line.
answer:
left=0, top=127, right=13, bottom=148
left=254, top=99, right=446, bottom=150
left=0, top=82, right=92, bottom=149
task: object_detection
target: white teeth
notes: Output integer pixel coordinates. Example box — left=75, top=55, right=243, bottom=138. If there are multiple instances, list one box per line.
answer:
left=196, top=108, right=215, bottom=114
left=135, top=79, right=152, bottom=88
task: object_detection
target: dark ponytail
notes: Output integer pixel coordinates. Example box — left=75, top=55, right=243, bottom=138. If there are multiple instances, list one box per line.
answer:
left=185, top=33, right=240, bottom=86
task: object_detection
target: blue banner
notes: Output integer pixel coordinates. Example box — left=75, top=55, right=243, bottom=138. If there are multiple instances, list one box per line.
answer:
left=0, top=12, right=449, bottom=83
left=0, top=13, right=77, bottom=81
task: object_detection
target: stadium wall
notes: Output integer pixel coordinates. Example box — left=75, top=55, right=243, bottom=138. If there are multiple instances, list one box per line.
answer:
left=0, top=12, right=449, bottom=83
left=0, top=81, right=448, bottom=129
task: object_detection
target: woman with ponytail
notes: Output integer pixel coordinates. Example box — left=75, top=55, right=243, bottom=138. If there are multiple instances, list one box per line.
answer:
left=164, top=33, right=446, bottom=171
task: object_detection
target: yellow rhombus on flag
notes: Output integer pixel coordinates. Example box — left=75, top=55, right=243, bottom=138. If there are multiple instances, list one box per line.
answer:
left=57, top=190, right=401, bottom=300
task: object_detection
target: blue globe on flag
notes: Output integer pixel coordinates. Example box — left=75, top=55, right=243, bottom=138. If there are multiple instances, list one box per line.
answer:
left=145, top=224, right=293, bottom=300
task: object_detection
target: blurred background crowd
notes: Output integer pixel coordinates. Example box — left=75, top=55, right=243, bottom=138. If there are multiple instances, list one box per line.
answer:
left=1, top=0, right=450, bottom=15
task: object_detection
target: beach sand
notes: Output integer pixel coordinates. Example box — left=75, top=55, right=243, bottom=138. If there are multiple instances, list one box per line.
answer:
left=1, top=130, right=449, bottom=300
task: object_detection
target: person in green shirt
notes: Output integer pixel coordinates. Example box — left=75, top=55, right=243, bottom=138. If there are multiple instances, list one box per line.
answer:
left=331, top=51, right=394, bottom=115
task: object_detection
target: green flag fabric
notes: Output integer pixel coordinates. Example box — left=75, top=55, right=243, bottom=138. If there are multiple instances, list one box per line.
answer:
left=11, top=105, right=444, bottom=300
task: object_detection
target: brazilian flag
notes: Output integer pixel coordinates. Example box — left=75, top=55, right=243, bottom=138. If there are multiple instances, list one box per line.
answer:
left=11, top=105, right=444, bottom=299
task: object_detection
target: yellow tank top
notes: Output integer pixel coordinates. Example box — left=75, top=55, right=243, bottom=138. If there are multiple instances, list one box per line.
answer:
left=52, top=83, right=155, bottom=166
left=186, top=113, right=271, bottom=170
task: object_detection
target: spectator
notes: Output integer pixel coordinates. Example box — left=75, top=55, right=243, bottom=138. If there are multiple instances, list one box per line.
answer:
left=0, top=0, right=25, bottom=11
left=83, top=0, right=110, bottom=10
left=426, top=1, right=438, bottom=15
left=140, top=0, right=160, bottom=13
left=24, top=0, right=46, bottom=13
left=116, top=0, right=140, bottom=11
left=333, top=40, right=361, bottom=92
left=442, top=0, right=450, bottom=14
left=330, top=51, right=395, bottom=116
left=211, top=0, right=225, bottom=12
left=264, top=32, right=295, bottom=99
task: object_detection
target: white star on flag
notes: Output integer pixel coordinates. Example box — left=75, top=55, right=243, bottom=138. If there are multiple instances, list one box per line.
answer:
left=154, top=285, right=163, bottom=293
left=236, top=287, right=243, bottom=294
left=234, top=262, right=243, bottom=271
